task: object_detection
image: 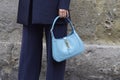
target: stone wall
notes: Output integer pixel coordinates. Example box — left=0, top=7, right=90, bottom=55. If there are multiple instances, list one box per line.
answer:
left=70, top=0, right=120, bottom=45
left=0, top=0, right=120, bottom=80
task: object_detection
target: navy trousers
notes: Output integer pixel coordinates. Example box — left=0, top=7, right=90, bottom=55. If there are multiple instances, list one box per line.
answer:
left=18, top=24, right=67, bottom=80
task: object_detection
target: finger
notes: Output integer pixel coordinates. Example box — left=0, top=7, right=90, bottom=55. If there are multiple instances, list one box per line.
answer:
left=66, top=11, right=69, bottom=17
left=62, top=11, right=66, bottom=18
left=59, top=11, right=65, bottom=18
left=60, top=11, right=66, bottom=18
left=59, top=9, right=67, bottom=18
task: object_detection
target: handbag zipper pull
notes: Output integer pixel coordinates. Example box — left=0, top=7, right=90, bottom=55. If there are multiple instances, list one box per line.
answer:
left=64, top=38, right=70, bottom=48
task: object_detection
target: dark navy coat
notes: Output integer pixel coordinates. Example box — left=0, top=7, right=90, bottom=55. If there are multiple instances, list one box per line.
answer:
left=17, top=0, right=70, bottom=25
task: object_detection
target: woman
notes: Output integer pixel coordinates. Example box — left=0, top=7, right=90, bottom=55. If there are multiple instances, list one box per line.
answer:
left=17, top=0, right=71, bottom=80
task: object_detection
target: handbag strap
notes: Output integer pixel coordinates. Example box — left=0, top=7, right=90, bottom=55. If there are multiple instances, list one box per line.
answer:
left=50, top=16, right=75, bottom=39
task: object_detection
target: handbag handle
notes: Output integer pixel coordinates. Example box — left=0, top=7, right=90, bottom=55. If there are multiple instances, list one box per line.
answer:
left=50, top=16, right=75, bottom=39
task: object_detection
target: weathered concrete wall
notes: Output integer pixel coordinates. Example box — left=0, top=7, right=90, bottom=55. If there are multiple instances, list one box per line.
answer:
left=70, top=0, right=120, bottom=45
left=0, top=0, right=120, bottom=80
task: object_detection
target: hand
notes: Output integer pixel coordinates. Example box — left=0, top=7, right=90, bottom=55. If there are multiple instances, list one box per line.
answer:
left=59, top=9, right=69, bottom=18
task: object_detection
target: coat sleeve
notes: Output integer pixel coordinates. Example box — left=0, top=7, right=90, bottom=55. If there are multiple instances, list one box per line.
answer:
left=58, top=0, right=70, bottom=10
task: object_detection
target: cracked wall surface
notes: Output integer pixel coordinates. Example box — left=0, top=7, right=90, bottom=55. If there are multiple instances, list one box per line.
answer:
left=0, top=0, right=120, bottom=80
left=70, top=0, right=120, bottom=45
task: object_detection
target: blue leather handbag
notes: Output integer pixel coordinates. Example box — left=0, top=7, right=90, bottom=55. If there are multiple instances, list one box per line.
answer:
left=50, top=16, right=85, bottom=62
